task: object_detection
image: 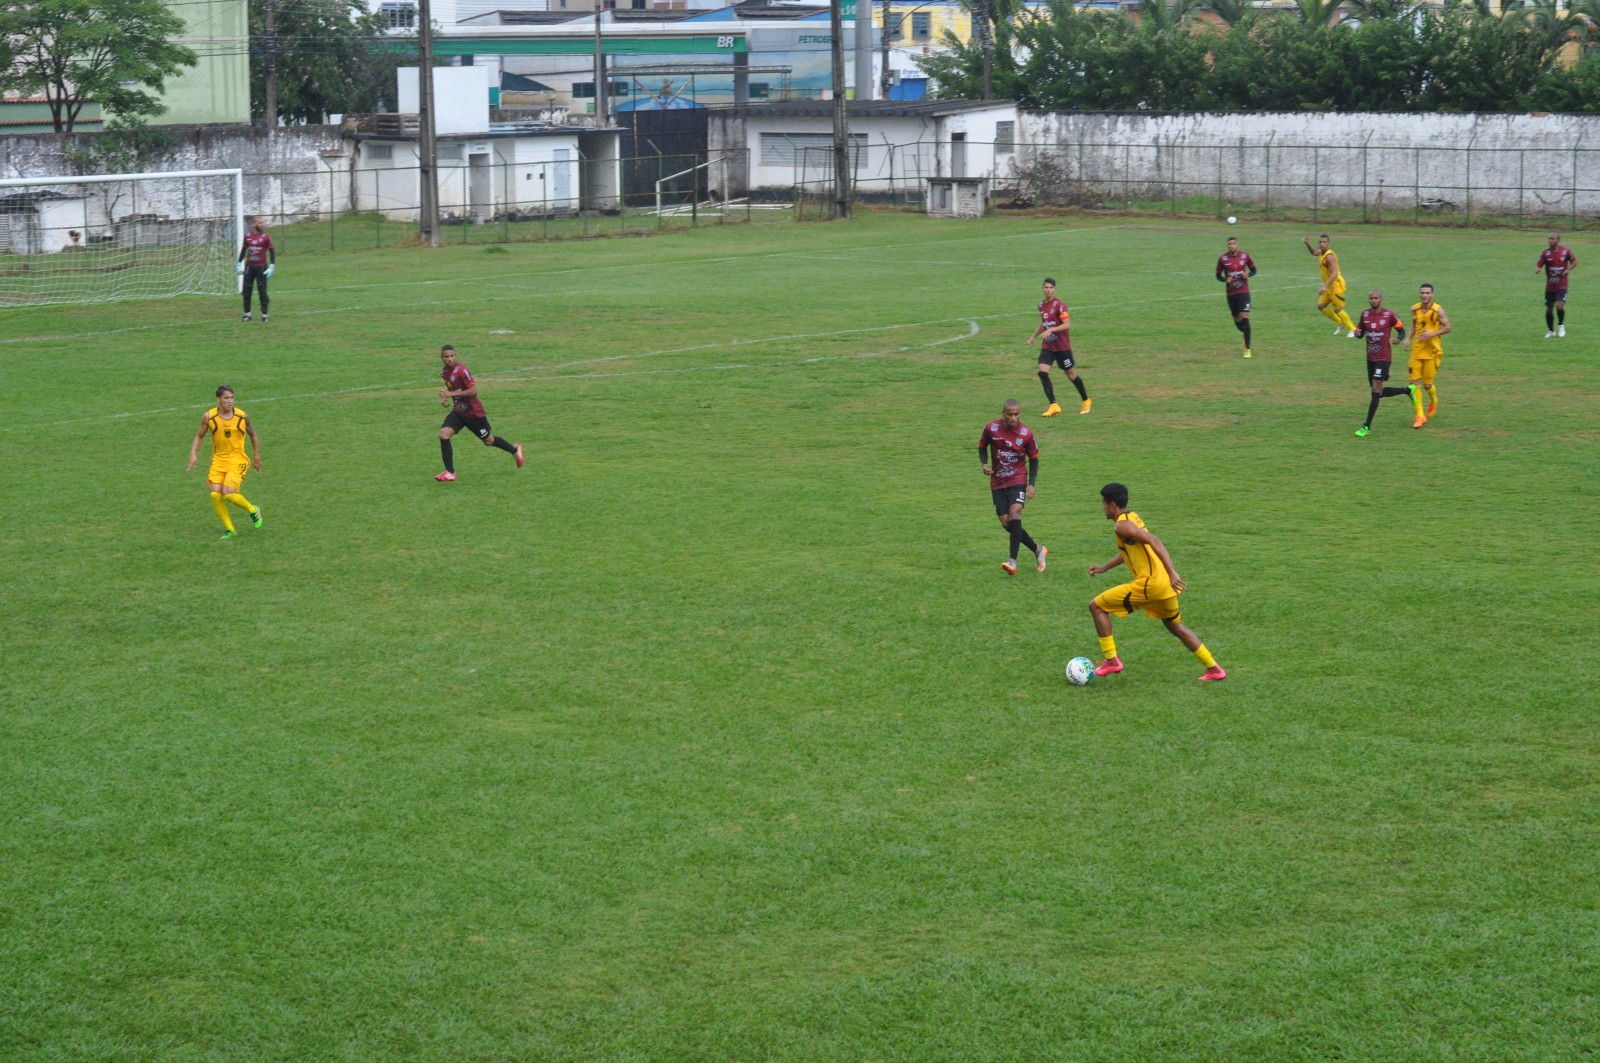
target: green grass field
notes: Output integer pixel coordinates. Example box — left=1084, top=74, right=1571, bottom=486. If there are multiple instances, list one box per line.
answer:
left=2, top=212, right=1597, bottom=1061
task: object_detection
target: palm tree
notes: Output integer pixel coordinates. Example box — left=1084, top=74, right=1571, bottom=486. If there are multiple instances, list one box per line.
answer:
left=1202, top=0, right=1257, bottom=26
left=1290, top=0, right=1347, bottom=27
left=1137, top=0, right=1206, bottom=32
left=1505, top=0, right=1584, bottom=56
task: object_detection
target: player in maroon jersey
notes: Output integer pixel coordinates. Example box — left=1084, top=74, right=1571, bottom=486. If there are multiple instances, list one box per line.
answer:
left=979, top=399, right=1047, bottom=576
left=1536, top=232, right=1577, bottom=338
left=1215, top=236, right=1257, bottom=358
left=1352, top=290, right=1415, bottom=437
left=435, top=345, right=525, bottom=482
left=1029, top=277, right=1091, bottom=417
left=237, top=216, right=276, bottom=323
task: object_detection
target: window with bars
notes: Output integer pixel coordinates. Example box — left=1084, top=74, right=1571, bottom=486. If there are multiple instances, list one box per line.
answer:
left=760, top=132, right=868, bottom=167
left=911, top=12, right=931, bottom=38
left=379, top=2, right=415, bottom=29
left=995, top=120, right=1014, bottom=156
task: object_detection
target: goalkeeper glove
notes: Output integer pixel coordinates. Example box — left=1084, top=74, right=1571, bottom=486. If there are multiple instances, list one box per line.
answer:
left=236, top=262, right=244, bottom=275
left=264, top=264, right=275, bottom=278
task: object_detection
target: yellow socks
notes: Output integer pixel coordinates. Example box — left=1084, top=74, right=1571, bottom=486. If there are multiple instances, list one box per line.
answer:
left=1098, top=636, right=1118, bottom=661
left=1194, top=644, right=1218, bottom=669
left=1410, top=385, right=1425, bottom=416
left=210, top=492, right=234, bottom=532
left=1320, top=304, right=1341, bottom=324
left=224, top=491, right=254, bottom=512
left=1425, top=384, right=1437, bottom=408
left=1337, top=310, right=1357, bottom=331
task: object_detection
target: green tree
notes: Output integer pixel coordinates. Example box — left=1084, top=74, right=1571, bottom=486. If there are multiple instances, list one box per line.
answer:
left=0, top=0, right=196, bottom=132
left=1527, top=45, right=1600, bottom=109
left=1417, top=4, right=1558, bottom=111
left=250, top=0, right=408, bottom=123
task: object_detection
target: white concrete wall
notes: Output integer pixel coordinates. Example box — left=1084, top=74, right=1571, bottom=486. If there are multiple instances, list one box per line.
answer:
left=711, top=105, right=1019, bottom=197
left=398, top=67, right=493, bottom=135
left=1017, top=111, right=1600, bottom=216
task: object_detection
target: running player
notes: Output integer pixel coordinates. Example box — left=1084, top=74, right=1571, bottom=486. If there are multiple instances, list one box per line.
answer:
left=1406, top=284, right=1452, bottom=429
left=1303, top=233, right=1357, bottom=337
left=435, top=344, right=525, bottom=482
left=1087, top=483, right=1224, bottom=681
left=1353, top=290, right=1414, bottom=437
left=237, top=216, right=275, bottom=323
left=186, top=384, right=263, bottom=539
left=979, top=399, right=1047, bottom=576
left=1536, top=232, right=1576, bottom=338
left=1216, top=236, right=1256, bottom=358
left=1030, top=277, right=1090, bottom=417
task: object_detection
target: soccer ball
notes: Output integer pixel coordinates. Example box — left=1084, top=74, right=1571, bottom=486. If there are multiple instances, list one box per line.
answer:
left=1227, top=216, right=1238, bottom=225
left=1065, top=656, right=1096, bottom=686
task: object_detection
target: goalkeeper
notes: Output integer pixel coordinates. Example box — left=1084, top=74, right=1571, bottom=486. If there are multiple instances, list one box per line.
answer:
left=237, top=216, right=276, bottom=323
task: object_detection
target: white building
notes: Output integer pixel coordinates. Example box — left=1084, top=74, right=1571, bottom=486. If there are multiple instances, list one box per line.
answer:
left=350, top=66, right=622, bottom=219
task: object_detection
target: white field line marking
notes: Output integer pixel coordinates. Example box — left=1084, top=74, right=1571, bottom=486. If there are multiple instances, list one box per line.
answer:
left=5, top=278, right=1320, bottom=433
left=6, top=321, right=983, bottom=433
left=0, top=224, right=1139, bottom=343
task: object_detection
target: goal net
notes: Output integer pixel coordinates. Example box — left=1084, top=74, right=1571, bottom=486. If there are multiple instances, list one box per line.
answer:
left=0, top=168, right=242, bottom=307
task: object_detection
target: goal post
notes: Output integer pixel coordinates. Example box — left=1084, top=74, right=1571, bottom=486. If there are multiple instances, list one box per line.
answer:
left=0, top=168, right=244, bottom=307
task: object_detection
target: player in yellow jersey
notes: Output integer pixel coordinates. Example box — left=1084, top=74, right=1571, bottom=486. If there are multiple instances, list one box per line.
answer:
left=187, top=384, right=262, bottom=539
left=1303, top=233, right=1357, bottom=337
left=1406, top=283, right=1452, bottom=429
left=1086, top=483, right=1225, bottom=681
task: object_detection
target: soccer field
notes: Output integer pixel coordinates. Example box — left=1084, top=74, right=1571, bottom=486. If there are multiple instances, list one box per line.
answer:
left=2, top=212, right=1597, bottom=1061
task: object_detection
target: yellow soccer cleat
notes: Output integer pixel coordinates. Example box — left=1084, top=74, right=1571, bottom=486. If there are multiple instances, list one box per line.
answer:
left=1042, top=402, right=1063, bottom=418
left=1079, top=399, right=1092, bottom=415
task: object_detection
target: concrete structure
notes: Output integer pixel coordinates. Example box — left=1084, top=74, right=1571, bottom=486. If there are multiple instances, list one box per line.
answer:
left=1017, top=111, right=1600, bottom=217
left=155, top=0, right=252, bottom=125
left=352, top=66, right=622, bottom=219
left=708, top=99, right=1020, bottom=198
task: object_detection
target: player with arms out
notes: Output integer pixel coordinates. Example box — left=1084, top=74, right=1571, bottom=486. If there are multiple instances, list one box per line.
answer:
left=1406, top=284, right=1452, bottom=429
left=1303, top=233, right=1358, bottom=337
left=237, top=216, right=275, bottom=323
left=1216, top=236, right=1257, bottom=358
left=1030, top=277, right=1091, bottom=417
left=1536, top=232, right=1576, bottom=338
left=1087, top=482, right=1224, bottom=681
left=1353, top=289, right=1415, bottom=437
left=979, top=399, right=1047, bottom=576
left=435, top=344, right=524, bottom=482
left=187, top=384, right=262, bottom=539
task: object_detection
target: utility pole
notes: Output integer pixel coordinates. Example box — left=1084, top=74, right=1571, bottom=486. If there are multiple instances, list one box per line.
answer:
left=417, top=0, right=440, bottom=246
left=879, top=0, right=892, bottom=101
left=853, top=0, right=873, bottom=101
left=593, top=0, right=610, bottom=127
left=830, top=0, right=851, bottom=217
left=263, top=0, right=277, bottom=128
left=980, top=0, right=993, bottom=99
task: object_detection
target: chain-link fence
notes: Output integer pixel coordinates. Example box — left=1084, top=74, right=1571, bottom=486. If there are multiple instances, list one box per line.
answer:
left=835, top=136, right=1600, bottom=230
left=241, top=148, right=773, bottom=257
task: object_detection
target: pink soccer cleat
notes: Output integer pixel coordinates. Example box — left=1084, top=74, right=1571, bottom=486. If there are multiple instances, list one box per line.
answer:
left=434, top=471, right=457, bottom=482
left=1094, top=657, right=1124, bottom=677
left=1199, top=666, right=1228, bottom=682
left=513, top=444, right=525, bottom=469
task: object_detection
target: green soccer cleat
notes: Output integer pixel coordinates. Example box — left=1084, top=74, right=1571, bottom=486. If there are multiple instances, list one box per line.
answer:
left=219, top=530, right=235, bottom=540
left=1355, top=426, right=1370, bottom=437
left=250, top=507, right=263, bottom=529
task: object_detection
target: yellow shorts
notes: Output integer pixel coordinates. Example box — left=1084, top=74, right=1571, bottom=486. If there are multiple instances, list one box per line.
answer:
left=1408, top=347, right=1441, bottom=385
left=1323, top=286, right=1347, bottom=311
left=1095, top=581, right=1181, bottom=621
left=207, top=458, right=249, bottom=491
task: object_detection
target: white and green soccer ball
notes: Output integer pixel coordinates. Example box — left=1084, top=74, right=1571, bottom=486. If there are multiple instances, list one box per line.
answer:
left=1065, top=656, right=1096, bottom=686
